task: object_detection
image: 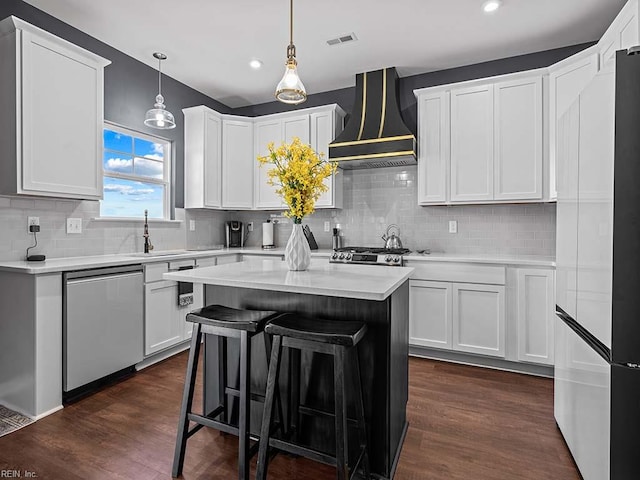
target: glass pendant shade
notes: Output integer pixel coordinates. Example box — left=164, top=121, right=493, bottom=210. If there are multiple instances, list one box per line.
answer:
left=144, top=94, right=176, bottom=129
left=144, top=52, right=176, bottom=130
left=275, top=59, right=307, bottom=104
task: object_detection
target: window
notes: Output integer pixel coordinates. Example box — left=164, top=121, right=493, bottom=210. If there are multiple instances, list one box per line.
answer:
left=101, top=124, right=171, bottom=219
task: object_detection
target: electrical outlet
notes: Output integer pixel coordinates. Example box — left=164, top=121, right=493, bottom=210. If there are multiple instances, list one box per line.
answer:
left=189, top=220, right=196, bottom=231
left=324, top=221, right=330, bottom=232
left=448, top=220, right=458, bottom=234
left=27, top=217, right=40, bottom=233
left=247, top=222, right=254, bottom=232
left=66, top=217, right=82, bottom=234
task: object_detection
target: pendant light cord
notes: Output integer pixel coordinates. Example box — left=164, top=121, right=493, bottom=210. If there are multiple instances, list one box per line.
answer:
left=289, top=0, right=293, bottom=46
left=157, top=57, right=162, bottom=97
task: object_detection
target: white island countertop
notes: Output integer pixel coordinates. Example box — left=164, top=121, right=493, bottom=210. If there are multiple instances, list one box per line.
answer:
left=164, top=258, right=414, bottom=301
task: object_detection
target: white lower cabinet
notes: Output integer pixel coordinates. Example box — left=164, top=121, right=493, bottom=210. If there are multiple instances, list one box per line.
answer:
left=516, top=268, right=555, bottom=365
left=452, top=283, right=505, bottom=357
left=408, top=261, right=555, bottom=366
left=409, top=280, right=452, bottom=349
left=144, top=260, right=203, bottom=356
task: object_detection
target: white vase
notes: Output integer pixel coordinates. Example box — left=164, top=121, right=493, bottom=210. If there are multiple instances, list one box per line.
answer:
left=285, top=223, right=311, bottom=271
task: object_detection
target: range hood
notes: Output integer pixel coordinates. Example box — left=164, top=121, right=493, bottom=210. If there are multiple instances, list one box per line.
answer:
left=329, top=67, right=416, bottom=169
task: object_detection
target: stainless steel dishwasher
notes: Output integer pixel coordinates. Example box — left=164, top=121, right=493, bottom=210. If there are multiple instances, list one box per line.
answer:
left=63, top=264, right=144, bottom=396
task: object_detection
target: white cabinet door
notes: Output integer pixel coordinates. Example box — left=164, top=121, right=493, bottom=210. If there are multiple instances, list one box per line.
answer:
left=516, top=268, right=555, bottom=365
left=184, top=107, right=223, bottom=209
left=283, top=115, right=310, bottom=144
left=254, top=119, right=284, bottom=209
left=311, top=110, right=343, bottom=209
left=145, top=280, right=183, bottom=356
left=450, top=84, right=494, bottom=202
left=556, top=101, right=580, bottom=320
left=204, top=112, right=222, bottom=208
left=452, top=283, right=505, bottom=357
left=417, top=91, right=449, bottom=204
left=222, top=119, right=254, bottom=209
left=494, top=76, right=543, bottom=200
left=549, top=52, right=599, bottom=201
left=409, top=280, right=452, bottom=349
left=20, top=29, right=105, bottom=199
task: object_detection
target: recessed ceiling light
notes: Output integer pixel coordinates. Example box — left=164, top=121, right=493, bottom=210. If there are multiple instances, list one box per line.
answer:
left=482, top=0, right=502, bottom=13
left=249, top=59, right=263, bottom=69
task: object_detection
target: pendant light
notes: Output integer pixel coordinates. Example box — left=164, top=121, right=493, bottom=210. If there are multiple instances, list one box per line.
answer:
left=275, top=0, right=307, bottom=104
left=144, top=52, right=176, bottom=129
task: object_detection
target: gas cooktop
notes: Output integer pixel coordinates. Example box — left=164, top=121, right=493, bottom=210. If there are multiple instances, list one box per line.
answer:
left=330, top=246, right=411, bottom=266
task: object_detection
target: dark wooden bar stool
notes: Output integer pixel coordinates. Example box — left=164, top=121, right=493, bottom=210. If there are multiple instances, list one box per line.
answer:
left=256, top=313, right=371, bottom=480
left=172, top=305, right=282, bottom=480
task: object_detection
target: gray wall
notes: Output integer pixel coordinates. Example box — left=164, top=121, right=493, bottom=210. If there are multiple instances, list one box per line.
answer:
left=0, top=0, right=231, bottom=209
left=232, top=43, right=595, bottom=135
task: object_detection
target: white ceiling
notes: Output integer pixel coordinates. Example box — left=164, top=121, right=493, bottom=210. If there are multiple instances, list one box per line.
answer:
left=24, top=0, right=627, bottom=108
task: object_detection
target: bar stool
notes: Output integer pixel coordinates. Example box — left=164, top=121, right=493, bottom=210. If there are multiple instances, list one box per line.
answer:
left=172, top=305, right=283, bottom=480
left=256, top=313, right=371, bottom=480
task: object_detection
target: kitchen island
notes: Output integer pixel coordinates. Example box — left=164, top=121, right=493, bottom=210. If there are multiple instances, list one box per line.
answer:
left=165, top=259, right=413, bottom=479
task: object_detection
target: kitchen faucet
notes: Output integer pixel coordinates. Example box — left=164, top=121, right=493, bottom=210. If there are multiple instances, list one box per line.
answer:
left=143, top=209, right=154, bottom=253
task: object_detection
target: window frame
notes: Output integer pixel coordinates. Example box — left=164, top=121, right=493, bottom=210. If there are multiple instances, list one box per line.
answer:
left=101, top=122, right=172, bottom=220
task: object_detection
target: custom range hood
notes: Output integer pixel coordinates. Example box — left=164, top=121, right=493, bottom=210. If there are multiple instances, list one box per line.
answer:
left=329, top=67, right=416, bottom=169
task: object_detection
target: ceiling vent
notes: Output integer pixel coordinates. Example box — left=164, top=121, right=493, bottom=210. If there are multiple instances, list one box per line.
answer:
left=327, top=33, right=357, bottom=46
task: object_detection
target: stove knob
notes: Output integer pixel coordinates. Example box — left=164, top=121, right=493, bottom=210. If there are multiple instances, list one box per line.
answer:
left=393, top=256, right=400, bottom=263
left=346, top=253, right=352, bottom=260
left=339, top=253, right=345, bottom=260
left=331, top=252, right=338, bottom=260
left=385, top=255, right=392, bottom=263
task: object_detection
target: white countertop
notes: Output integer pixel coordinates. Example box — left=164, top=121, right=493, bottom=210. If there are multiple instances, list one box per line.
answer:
left=164, top=258, right=414, bottom=301
left=0, top=246, right=553, bottom=274
left=404, top=252, right=555, bottom=267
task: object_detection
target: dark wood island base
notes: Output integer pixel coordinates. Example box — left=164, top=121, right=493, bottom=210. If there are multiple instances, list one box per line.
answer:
left=203, top=281, right=409, bottom=479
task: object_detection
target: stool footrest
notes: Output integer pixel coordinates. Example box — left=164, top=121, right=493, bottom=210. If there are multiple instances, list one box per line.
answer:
left=298, top=404, right=359, bottom=427
left=225, top=386, right=266, bottom=403
left=188, top=412, right=238, bottom=436
left=268, top=437, right=337, bottom=467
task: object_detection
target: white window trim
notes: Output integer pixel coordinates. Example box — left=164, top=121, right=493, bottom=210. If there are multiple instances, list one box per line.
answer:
left=100, top=121, right=172, bottom=220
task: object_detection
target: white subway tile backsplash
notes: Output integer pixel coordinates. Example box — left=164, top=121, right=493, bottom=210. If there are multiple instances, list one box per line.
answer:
left=0, top=165, right=556, bottom=261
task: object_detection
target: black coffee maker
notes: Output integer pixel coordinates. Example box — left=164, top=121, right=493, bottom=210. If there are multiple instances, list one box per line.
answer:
left=225, top=221, right=244, bottom=248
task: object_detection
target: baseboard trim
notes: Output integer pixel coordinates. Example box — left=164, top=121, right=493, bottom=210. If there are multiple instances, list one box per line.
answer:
left=409, top=345, right=554, bottom=378
left=136, top=341, right=191, bottom=371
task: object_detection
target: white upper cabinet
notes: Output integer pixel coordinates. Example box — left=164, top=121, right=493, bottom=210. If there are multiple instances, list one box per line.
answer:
left=0, top=16, right=110, bottom=200
left=598, top=0, right=639, bottom=69
left=311, top=110, right=344, bottom=209
left=254, top=119, right=284, bottom=209
left=494, top=76, right=543, bottom=200
left=222, top=118, right=254, bottom=209
left=185, top=108, right=254, bottom=210
left=253, top=105, right=345, bottom=210
left=184, top=107, right=222, bottom=209
left=450, top=84, right=494, bottom=202
left=186, top=104, right=344, bottom=211
left=415, top=71, right=545, bottom=205
left=417, top=92, right=449, bottom=204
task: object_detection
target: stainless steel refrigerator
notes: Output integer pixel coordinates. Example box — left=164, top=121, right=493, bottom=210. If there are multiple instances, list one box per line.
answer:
left=555, top=48, right=640, bottom=480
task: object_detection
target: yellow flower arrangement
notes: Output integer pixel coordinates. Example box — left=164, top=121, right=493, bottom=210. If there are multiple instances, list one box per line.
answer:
left=257, top=137, right=337, bottom=223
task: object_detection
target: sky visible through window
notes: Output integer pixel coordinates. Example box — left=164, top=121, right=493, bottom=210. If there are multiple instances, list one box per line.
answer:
left=101, top=129, right=168, bottom=218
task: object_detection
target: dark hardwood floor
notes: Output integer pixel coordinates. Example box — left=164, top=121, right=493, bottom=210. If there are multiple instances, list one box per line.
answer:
left=0, top=354, right=579, bottom=479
